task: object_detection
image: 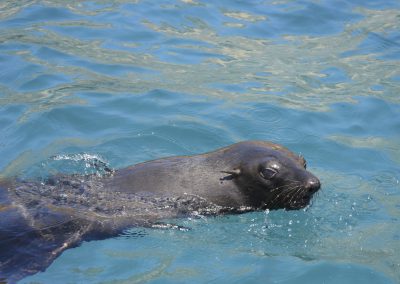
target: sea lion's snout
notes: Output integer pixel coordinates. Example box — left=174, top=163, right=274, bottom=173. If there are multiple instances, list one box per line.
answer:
left=304, top=176, right=320, bottom=195
left=282, top=173, right=320, bottom=210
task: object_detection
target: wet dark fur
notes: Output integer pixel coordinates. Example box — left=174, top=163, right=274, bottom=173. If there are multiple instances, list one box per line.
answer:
left=0, top=141, right=320, bottom=283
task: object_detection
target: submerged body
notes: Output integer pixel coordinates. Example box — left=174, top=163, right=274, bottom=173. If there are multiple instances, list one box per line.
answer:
left=0, top=141, right=320, bottom=282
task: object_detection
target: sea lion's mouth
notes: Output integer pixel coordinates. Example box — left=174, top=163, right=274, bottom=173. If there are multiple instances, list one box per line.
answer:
left=287, top=199, right=310, bottom=210
left=257, top=186, right=316, bottom=211
left=261, top=174, right=321, bottom=211
left=286, top=189, right=319, bottom=210
left=287, top=176, right=321, bottom=210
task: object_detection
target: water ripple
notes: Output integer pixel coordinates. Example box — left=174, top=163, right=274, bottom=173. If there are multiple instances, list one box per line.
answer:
left=1, top=1, right=400, bottom=283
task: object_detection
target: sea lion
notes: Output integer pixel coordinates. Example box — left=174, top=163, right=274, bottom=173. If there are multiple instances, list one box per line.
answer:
left=0, top=141, right=320, bottom=283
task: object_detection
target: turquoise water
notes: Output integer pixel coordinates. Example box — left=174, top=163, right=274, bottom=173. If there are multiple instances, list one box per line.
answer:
left=1, top=0, right=399, bottom=283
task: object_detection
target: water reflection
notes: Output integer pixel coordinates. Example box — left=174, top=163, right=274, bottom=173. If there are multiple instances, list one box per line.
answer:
left=1, top=0, right=400, bottom=283
left=0, top=1, right=399, bottom=121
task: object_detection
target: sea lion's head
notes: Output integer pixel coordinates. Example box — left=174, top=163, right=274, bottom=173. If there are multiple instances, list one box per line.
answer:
left=222, top=141, right=320, bottom=210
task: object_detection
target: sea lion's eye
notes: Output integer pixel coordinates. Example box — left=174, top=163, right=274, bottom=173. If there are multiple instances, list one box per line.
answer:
left=260, top=168, right=278, bottom=179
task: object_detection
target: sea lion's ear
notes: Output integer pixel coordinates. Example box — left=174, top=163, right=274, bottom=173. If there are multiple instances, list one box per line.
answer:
left=221, top=169, right=241, bottom=178
left=298, top=154, right=307, bottom=169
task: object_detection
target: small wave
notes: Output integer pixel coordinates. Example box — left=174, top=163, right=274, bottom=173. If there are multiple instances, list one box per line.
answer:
left=45, top=153, right=114, bottom=176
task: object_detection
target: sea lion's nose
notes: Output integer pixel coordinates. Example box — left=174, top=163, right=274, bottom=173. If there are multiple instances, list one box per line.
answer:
left=305, top=176, right=320, bottom=194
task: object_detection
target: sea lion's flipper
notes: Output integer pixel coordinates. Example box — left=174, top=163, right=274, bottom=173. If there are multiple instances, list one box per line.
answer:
left=0, top=182, right=95, bottom=283
left=0, top=205, right=93, bottom=283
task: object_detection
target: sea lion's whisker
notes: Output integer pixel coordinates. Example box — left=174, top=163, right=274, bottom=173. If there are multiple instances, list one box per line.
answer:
left=270, top=182, right=299, bottom=193
left=269, top=185, right=302, bottom=209
left=272, top=184, right=299, bottom=195
left=270, top=187, right=296, bottom=207
left=288, top=186, right=304, bottom=205
left=268, top=184, right=300, bottom=207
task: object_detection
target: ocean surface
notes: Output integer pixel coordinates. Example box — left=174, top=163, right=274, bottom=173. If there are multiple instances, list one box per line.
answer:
left=0, top=0, right=399, bottom=283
